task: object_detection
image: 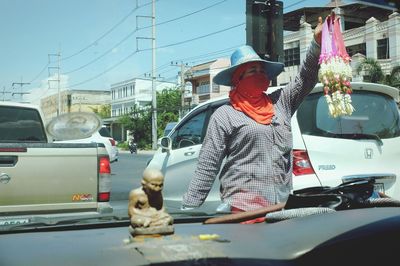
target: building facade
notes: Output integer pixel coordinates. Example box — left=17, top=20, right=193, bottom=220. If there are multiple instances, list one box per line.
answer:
left=110, top=78, right=175, bottom=118
left=185, top=3, right=399, bottom=106
left=280, top=11, right=400, bottom=87
left=107, top=77, right=176, bottom=141
left=40, top=90, right=110, bottom=123
left=183, top=58, right=231, bottom=107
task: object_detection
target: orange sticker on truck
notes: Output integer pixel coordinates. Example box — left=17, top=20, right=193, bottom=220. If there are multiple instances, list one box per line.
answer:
left=72, top=194, right=94, bottom=201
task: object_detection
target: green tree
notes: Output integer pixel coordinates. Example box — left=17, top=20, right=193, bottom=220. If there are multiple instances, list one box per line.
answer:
left=356, top=58, right=385, bottom=83
left=118, top=105, right=152, bottom=149
left=118, top=87, right=182, bottom=149
left=386, top=65, right=400, bottom=89
left=90, top=104, right=111, bottom=119
left=156, top=88, right=181, bottom=137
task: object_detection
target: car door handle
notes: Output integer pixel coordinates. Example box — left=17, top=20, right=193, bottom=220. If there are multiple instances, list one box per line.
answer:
left=184, top=151, right=195, bottom=156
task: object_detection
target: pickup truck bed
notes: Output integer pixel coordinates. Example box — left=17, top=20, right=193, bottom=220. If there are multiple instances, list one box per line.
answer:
left=0, top=142, right=111, bottom=215
left=0, top=101, right=112, bottom=222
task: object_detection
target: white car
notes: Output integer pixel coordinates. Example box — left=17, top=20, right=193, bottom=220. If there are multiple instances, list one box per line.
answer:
left=163, top=122, right=178, bottom=136
left=147, top=82, right=400, bottom=212
left=57, top=125, right=119, bottom=163
left=97, top=126, right=119, bottom=163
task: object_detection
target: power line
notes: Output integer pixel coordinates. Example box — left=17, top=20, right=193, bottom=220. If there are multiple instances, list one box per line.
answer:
left=63, top=0, right=229, bottom=74
left=140, top=0, right=228, bottom=30
left=28, top=62, right=50, bottom=84
left=68, top=22, right=244, bottom=88
left=25, top=0, right=400, bottom=93
left=143, top=23, right=245, bottom=51
left=63, top=29, right=138, bottom=74
left=23, top=1, right=154, bottom=87
left=284, top=0, right=308, bottom=10
left=152, top=45, right=240, bottom=72
left=69, top=51, right=139, bottom=88
left=15, top=0, right=308, bottom=89
left=62, top=0, right=154, bottom=61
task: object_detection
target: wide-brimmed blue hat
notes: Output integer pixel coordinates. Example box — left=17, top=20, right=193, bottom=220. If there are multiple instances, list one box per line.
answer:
left=213, top=45, right=285, bottom=86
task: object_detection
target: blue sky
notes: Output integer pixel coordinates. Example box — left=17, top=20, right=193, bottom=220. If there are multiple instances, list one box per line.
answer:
left=0, top=0, right=325, bottom=103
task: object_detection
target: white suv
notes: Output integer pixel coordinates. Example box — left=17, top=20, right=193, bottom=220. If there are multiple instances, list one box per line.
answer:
left=57, top=125, right=119, bottom=163
left=147, top=82, right=400, bottom=212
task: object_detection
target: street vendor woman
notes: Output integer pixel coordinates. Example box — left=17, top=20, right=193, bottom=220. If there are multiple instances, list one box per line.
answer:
left=182, top=17, right=324, bottom=212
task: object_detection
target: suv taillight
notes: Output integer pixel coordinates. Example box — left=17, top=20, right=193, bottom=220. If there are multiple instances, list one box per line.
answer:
left=109, top=138, right=116, bottom=146
left=293, top=149, right=315, bottom=176
left=98, top=156, right=111, bottom=202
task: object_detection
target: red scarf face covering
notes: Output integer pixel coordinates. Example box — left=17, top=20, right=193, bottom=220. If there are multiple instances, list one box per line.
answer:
left=229, top=65, right=274, bottom=124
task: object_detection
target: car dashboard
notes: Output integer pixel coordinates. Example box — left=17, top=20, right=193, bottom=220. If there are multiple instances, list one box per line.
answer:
left=1, top=207, right=400, bottom=266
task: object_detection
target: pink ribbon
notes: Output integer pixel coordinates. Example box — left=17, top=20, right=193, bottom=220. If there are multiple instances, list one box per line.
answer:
left=319, top=14, right=350, bottom=64
left=333, top=17, right=350, bottom=62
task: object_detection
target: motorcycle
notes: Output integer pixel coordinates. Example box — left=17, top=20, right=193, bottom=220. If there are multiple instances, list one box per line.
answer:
left=128, top=140, right=137, bottom=154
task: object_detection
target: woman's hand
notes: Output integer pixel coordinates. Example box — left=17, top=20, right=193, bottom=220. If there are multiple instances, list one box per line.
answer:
left=314, top=16, right=323, bottom=46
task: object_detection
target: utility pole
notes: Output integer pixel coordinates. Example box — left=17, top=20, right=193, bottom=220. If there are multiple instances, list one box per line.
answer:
left=171, top=61, right=189, bottom=118
left=11, top=80, right=30, bottom=101
left=1, top=86, right=12, bottom=101
left=48, top=52, right=61, bottom=116
left=136, top=0, right=157, bottom=150
left=151, top=0, right=157, bottom=150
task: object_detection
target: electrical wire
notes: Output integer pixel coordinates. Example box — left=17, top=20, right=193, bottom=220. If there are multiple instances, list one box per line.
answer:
left=15, top=0, right=400, bottom=99
left=284, top=0, right=308, bottom=10
left=14, top=0, right=307, bottom=91
left=68, top=22, right=244, bottom=88
left=16, top=1, right=154, bottom=92
left=140, top=0, right=227, bottom=30
left=28, top=63, right=50, bottom=84
left=62, top=0, right=154, bottom=61
left=63, top=0, right=228, bottom=74
left=61, top=0, right=310, bottom=87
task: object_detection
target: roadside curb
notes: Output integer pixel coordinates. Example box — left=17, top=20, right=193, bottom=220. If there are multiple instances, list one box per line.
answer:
left=118, top=149, right=156, bottom=155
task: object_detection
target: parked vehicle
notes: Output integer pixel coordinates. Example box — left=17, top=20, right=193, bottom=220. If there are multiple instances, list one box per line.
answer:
left=98, top=126, right=119, bottom=162
left=57, top=125, right=119, bottom=163
left=163, top=122, right=178, bottom=136
left=0, top=102, right=112, bottom=225
left=147, top=82, right=400, bottom=211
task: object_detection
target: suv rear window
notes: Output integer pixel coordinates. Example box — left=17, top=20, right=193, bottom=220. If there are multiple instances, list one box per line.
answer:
left=0, top=106, right=47, bottom=142
left=99, top=127, right=112, bottom=138
left=297, top=91, right=400, bottom=139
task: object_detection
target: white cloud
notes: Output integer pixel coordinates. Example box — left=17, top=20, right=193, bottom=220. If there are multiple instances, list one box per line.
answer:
left=23, top=74, right=70, bottom=105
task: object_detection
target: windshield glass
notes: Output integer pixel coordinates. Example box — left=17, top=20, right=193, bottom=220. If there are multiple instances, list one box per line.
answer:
left=99, top=127, right=112, bottom=138
left=1, top=0, right=400, bottom=235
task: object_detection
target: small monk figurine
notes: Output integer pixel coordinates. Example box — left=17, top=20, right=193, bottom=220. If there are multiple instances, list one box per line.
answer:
left=128, top=168, right=174, bottom=236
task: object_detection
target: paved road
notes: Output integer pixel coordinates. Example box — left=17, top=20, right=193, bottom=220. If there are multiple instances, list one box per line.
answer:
left=110, top=149, right=155, bottom=215
left=110, top=149, right=221, bottom=216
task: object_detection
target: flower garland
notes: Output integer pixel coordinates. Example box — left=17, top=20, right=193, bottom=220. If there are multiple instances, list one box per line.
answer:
left=318, top=13, right=354, bottom=118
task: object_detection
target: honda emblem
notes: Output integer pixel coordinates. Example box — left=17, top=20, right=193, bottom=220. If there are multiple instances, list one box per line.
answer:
left=365, top=148, right=373, bottom=159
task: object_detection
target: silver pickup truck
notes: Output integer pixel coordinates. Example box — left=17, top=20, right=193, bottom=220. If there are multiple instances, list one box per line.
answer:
left=0, top=102, right=112, bottom=226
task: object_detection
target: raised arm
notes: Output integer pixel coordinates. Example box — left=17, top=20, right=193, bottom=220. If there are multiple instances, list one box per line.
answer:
left=284, top=17, right=323, bottom=115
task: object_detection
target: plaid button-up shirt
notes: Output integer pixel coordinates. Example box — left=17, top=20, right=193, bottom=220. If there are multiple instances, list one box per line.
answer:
left=182, top=40, right=321, bottom=211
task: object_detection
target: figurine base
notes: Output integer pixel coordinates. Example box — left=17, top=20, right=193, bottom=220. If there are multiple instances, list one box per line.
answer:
left=129, top=225, right=174, bottom=237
